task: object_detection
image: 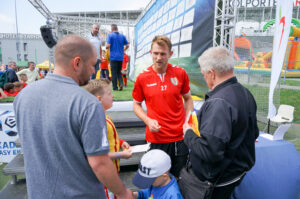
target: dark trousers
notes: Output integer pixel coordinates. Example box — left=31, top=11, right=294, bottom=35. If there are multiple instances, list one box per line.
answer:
left=150, top=140, right=189, bottom=178
left=212, top=176, right=244, bottom=199
left=100, top=69, right=110, bottom=80
left=91, top=59, right=101, bottom=80
left=110, top=60, right=123, bottom=90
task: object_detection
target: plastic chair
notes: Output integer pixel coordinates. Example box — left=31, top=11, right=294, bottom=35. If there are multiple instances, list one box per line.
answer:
left=270, top=105, right=294, bottom=123
left=266, top=104, right=294, bottom=135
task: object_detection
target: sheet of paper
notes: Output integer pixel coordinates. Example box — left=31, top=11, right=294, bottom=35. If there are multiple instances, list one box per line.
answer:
left=179, top=43, right=192, bottom=57
left=171, top=30, right=180, bottom=44
left=173, top=16, right=183, bottom=30
left=171, top=45, right=179, bottom=58
left=182, top=9, right=195, bottom=26
left=180, top=25, right=193, bottom=42
left=176, top=1, right=185, bottom=16
left=170, top=0, right=177, bottom=8
left=169, top=7, right=176, bottom=20
left=130, top=143, right=150, bottom=153
left=186, top=0, right=196, bottom=10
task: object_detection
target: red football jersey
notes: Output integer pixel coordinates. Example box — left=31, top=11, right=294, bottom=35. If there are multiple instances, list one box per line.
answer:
left=122, top=54, right=129, bottom=70
left=132, top=64, right=190, bottom=143
left=100, top=58, right=108, bottom=69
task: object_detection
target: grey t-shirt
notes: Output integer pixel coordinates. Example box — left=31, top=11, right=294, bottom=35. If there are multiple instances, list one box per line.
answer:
left=14, top=74, right=109, bottom=199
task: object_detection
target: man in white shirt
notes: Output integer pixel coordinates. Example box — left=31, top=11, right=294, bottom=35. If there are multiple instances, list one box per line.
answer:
left=87, top=24, right=102, bottom=79
left=17, top=62, right=40, bottom=84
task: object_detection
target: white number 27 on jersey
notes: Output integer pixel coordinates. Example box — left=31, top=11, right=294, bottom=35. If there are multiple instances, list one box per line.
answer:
left=161, top=85, right=167, bottom=91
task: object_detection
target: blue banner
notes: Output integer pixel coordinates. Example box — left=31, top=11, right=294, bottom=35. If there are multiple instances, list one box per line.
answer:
left=134, top=0, right=215, bottom=96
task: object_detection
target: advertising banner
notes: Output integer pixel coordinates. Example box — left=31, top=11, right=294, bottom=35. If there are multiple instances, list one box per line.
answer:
left=134, top=0, right=215, bottom=96
left=0, top=103, right=21, bottom=163
left=268, top=0, right=293, bottom=118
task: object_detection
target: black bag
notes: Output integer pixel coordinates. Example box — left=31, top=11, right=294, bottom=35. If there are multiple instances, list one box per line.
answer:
left=178, top=166, right=214, bottom=199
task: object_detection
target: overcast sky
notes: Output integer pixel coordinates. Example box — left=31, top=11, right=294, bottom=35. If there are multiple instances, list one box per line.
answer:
left=0, top=0, right=150, bottom=34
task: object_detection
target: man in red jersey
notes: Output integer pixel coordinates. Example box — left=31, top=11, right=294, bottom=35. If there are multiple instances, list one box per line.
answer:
left=132, top=36, right=194, bottom=178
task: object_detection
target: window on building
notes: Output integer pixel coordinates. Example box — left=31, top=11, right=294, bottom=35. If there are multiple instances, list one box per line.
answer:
left=23, top=43, right=27, bottom=51
left=16, top=42, right=20, bottom=51
left=17, top=54, right=21, bottom=61
left=24, top=54, right=28, bottom=61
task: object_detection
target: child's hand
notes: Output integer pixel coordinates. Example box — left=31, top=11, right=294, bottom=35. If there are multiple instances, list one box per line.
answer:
left=133, top=192, right=138, bottom=199
left=121, top=149, right=132, bottom=159
left=121, top=141, right=130, bottom=150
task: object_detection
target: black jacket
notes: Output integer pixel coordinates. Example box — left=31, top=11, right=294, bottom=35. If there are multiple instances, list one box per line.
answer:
left=7, top=68, right=19, bottom=83
left=184, top=77, right=259, bottom=183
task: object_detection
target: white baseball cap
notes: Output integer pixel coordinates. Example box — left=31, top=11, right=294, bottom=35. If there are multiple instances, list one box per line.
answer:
left=132, top=149, right=171, bottom=189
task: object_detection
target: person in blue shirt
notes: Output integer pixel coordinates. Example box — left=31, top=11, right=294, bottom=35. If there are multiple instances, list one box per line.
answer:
left=132, top=149, right=183, bottom=199
left=106, top=24, right=129, bottom=91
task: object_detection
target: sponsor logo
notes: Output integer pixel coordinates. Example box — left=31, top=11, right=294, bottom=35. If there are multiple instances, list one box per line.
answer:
left=147, top=83, right=157, bottom=87
left=170, top=77, right=178, bottom=86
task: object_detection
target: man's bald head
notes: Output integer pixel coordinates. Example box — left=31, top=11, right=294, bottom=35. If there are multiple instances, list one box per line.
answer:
left=54, top=34, right=96, bottom=67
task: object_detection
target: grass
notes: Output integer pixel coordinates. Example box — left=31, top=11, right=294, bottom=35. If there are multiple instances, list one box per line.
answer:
left=261, top=77, right=300, bottom=87
left=281, top=79, right=300, bottom=86
left=244, top=84, right=300, bottom=123
left=112, top=81, right=134, bottom=101
left=0, top=97, right=15, bottom=103
left=0, top=163, right=10, bottom=190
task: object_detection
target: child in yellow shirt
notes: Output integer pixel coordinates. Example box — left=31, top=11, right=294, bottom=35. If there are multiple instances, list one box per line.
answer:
left=86, top=79, right=132, bottom=199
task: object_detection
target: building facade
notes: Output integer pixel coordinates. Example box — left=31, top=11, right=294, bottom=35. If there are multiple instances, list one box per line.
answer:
left=0, top=33, right=50, bottom=65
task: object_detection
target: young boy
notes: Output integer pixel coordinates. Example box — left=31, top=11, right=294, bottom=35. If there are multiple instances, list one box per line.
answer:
left=100, top=50, right=110, bottom=80
left=14, top=82, right=23, bottom=93
left=132, top=149, right=183, bottom=199
left=121, top=53, right=129, bottom=87
left=85, top=79, right=132, bottom=199
left=3, top=83, right=18, bottom=97
left=19, top=74, right=28, bottom=88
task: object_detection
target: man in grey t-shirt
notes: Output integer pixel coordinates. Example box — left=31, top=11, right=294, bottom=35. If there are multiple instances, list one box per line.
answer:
left=14, top=35, right=133, bottom=199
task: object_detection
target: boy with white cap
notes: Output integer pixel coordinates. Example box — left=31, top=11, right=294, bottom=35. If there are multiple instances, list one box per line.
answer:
left=132, top=149, right=183, bottom=199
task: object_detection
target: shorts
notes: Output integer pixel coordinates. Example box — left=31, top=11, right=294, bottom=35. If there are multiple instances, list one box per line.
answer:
left=149, top=140, right=189, bottom=178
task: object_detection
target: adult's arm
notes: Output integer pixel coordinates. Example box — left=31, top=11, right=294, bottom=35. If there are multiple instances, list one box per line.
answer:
left=184, top=99, right=232, bottom=163
left=133, top=101, right=160, bottom=132
left=100, top=46, right=102, bottom=58
left=183, top=93, right=194, bottom=120
left=87, top=154, right=133, bottom=199
left=16, top=69, right=25, bottom=76
left=124, top=44, right=129, bottom=51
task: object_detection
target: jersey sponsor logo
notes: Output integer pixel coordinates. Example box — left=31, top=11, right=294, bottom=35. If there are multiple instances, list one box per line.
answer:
left=146, top=83, right=157, bottom=87
left=170, top=77, right=178, bottom=86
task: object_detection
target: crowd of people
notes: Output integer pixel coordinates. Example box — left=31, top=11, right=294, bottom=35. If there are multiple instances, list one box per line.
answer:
left=0, top=61, right=46, bottom=99
left=12, top=24, right=259, bottom=199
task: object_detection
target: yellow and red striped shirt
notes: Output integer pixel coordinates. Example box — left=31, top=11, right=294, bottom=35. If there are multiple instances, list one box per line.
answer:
left=106, top=114, right=124, bottom=172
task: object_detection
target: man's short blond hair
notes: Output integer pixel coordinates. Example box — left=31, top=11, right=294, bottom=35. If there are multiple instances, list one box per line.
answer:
left=151, top=36, right=172, bottom=51
left=85, top=79, right=111, bottom=96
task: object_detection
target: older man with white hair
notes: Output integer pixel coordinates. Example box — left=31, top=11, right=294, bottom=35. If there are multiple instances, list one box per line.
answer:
left=181, top=46, right=259, bottom=199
